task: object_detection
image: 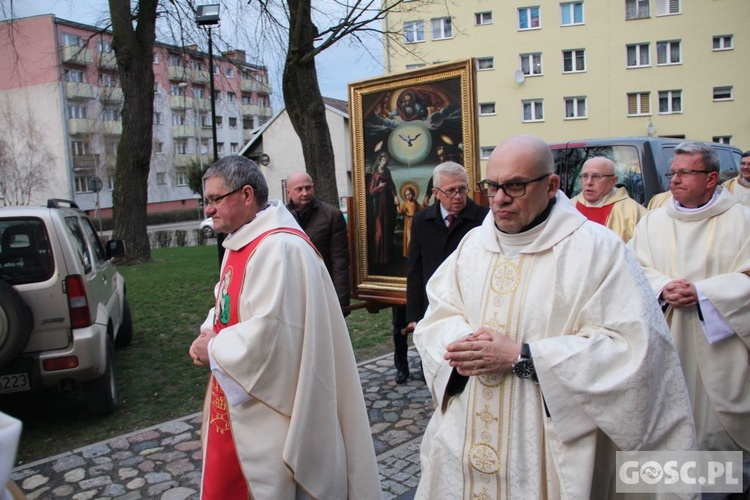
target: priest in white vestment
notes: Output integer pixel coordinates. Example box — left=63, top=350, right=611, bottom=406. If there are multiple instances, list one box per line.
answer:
left=629, top=141, right=750, bottom=489
left=721, top=150, right=750, bottom=206
left=414, top=136, right=696, bottom=499
left=189, top=156, right=381, bottom=499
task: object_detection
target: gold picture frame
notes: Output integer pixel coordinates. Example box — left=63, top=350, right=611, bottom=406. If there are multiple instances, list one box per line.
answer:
left=348, top=59, right=478, bottom=303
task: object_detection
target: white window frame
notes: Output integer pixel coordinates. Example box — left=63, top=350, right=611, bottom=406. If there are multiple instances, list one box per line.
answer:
left=626, top=43, right=650, bottom=68
left=475, top=12, right=493, bottom=25
left=64, top=68, right=85, bottom=83
left=712, top=35, right=733, bottom=51
left=98, top=39, right=113, bottom=53
left=477, top=57, right=495, bottom=71
left=520, top=53, right=543, bottom=76
left=627, top=92, right=651, bottom=116
left=61, top=33, right=82, bottom=46
left=479, top=102, right=496, bottom=116
left=404, top=20, right=425, bottom=43
left=174, top=139, right=187, bottom=155
left=625, top=0, right=650, bottom=20
left=654, top=0, right=680, bottom=16
left=560, top=2, right=584, bottom=26
left=658, top=89, right=682, bottom=114
left=226, top=67, right=234, bottom=78
left=154, top=141, right=164, bottom=154
left=230, top=143, right=239, bottom=154
left=522, top=99, right=544, bottom=122
left=518, top=6, right=541, bottom=30
left=405, top=63, right=427, bottom=70
left=712, top=136, right=731, bottom=145
left=170, top=83, right=185, bottom=97
left=172, top=111, right=186, bottom=126
left=712, top=86, right=733, bottom=102
left=431, top=17, right=452, bottom=40
left=564, top=96, right=587, bottom=119
left=228, top=117, right=238, bottom=129
left=562, top=49, right=585, bottom=73
left=168, top=54, right=182, bottom=67
left=215, top=116, right=223, bottom=128
left=656, top=40, right=681, bottom=65
left=227, top=92, right=236, bottom=103
left=156, top=172, right=166, bottom=185
left=102, top=107, right=120, bottom=121
left=67, top=103, right=87, bottom=119
left=176, top=169, right=188, bottom=186
left=480, top=147, right=495, bottom=159
left=71, top=140, right=89, bottom=156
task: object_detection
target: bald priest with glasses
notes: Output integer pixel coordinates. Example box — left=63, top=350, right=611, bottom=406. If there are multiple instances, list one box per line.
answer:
left=572, top=156, right=646, bottom=242
left=413, top=135, right=695, bottom=499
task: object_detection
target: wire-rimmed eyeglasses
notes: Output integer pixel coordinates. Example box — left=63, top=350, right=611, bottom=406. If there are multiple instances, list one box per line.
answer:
left=579, top=173, right=615, bottom=182
left=476, top=173, right=551, bottom=199
left=665, top=169, right=711, bottom=179
left=204, top=186, right=243, bottom=207
left=434, top=186, right=469, bottom=198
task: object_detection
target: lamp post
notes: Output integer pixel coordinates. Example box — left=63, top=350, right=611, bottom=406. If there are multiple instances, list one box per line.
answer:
left=195, top=4, right=220, bottom=163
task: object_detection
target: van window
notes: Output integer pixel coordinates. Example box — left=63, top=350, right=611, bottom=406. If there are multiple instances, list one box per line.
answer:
left=552, top=145, right=645, bottom=204
left=662, top=146, right=740, bottom=185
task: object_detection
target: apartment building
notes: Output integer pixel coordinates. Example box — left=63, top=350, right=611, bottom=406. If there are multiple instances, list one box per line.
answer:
left=0, top=14, right=273, bottom=212
left=382, top=0, right=747, bottom=172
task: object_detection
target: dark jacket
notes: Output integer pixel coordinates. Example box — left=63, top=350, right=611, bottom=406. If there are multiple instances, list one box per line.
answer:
left=287, top=198, right=350, bottom=309
left=406, top=198, right=489, bottom=323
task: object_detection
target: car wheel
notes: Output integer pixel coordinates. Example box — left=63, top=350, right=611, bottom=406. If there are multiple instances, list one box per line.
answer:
left=202, top=225, right=214, bottom=238
left=84, top=336, right=118, bottom=416
left=114, top=297, right=133, bottom=349
left=0, top=280, right=34, bottom=366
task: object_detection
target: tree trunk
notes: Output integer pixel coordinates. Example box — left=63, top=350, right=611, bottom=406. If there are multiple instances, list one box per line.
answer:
left=108, top=0, right=158, bottom=262
left=282, top=0, right=339, bottom=206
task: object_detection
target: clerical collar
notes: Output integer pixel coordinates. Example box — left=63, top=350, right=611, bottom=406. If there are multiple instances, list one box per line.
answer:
left=495, top=197, right=557, bottom=234
left=673, top=192, right=719, bottom=213
left=585, top=188, right=617, bottom=208
left=738, top=176, right=750, bottom=188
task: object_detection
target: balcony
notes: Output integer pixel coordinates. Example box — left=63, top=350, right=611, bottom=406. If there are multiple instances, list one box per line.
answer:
left=240, top=79, right=272, bottom=93
left=172, top=125, right=196, bottom=138
left=99, top=87, right=123, bottom=101
left=259, top=106, right=274, bottom=117
left=195, top=98, right=211, bottom=111
left=242, top=104, right=261, bottom=116
left=72, top=154, right=100, bottom=170
left=169, top=95, right=195, bottom=109
left=65, top=82, right=96, bottom=99
left=68, top=118, right=98, bottom=135
left=98, top=52, right=117, bottom=69
left=61, top=45, right=93, bottom=65
left=174, top=153, right=211, bottom=168
left=190, top=69, right=210, bottom=84
left=101, top=121, right=122, bottom=135
left=168, top=66, right=188, bottom=81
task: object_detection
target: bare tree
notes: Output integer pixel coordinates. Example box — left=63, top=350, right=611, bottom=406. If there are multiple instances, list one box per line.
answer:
left=0, top=105, right=51, bottom=206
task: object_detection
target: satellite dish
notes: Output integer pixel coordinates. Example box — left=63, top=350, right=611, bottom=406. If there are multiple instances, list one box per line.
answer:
left=513, top=69, right=526, bottom=84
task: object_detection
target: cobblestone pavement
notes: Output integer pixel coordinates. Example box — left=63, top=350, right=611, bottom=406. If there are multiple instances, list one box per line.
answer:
left=11, top=350, right=431, bottom=499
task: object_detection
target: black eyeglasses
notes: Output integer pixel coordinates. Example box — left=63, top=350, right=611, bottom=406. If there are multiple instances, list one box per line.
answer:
left=665, top=169, right=711, bottom=179
left=477, top=173, right=551, bottom=199
left=434, top=186, right=469, bottom=198
left=204, top=186, right=243, bottom=207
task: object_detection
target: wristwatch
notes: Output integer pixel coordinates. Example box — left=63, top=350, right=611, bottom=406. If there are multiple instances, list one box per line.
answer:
left=512, top=343, right=537, bottom=382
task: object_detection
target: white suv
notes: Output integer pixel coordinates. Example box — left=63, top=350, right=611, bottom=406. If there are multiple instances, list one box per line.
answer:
left=0, top=199, right=131, bottom=416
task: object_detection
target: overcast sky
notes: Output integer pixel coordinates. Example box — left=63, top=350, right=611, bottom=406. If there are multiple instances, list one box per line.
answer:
left=5, top=0, right=385, bottom=105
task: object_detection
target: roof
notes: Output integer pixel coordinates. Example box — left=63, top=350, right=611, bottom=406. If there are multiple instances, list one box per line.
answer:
left=322, top=97, right=349, bottom=115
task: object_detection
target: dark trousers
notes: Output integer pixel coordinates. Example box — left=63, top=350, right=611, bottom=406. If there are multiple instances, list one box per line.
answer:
left=392, top=306, right=409, bottom=374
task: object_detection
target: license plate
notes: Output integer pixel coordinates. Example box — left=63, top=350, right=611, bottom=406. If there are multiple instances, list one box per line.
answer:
left=0, top=373, right=31, bottom=394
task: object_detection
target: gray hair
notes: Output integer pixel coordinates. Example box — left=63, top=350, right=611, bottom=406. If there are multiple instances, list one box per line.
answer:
left=432, top=161, right=468, bottom=188
left=674, top=141, right=720, bottom=173
left=203, top=155, right=269, bottom=205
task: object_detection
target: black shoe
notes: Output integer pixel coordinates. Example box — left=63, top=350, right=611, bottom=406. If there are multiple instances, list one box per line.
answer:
left=395, top=370, right=409, bottom=384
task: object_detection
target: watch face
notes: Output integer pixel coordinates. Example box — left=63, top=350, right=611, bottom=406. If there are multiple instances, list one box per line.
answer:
left=513, top=359, right=535, bottom=379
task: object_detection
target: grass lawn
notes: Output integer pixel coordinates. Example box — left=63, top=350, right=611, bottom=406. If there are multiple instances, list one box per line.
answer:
left=1, top=245, right=396, bottom=465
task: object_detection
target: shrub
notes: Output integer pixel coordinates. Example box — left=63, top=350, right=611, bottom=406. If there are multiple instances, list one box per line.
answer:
left=174, top=230, right=188, bottom=247
left=194, top=229, right=207, bottom=246
left=154, top=230, right=174, bottom=248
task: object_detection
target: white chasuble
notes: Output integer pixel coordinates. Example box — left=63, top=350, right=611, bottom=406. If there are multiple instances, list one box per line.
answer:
left=415, top=192, right=696, bottom=500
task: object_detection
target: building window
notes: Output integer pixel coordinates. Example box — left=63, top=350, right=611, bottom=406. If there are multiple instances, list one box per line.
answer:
left=172, top=112, right=186, bottom=125
left=215, top=116, right=223, bottom=128
left=61, top=33, right=82, bottom=46
left=153, top=52, right=159, bottom=64
left=201, top=114, right=211, bottom=127
left=475, top=12, right=493, bottom=25
left=258, top=95, right=268, bottom=107
left=98, top=39, right=113, bottom=53
left=479, top=102, right=496, bottom=115
left=712, top=35, right=733, bottom=51
left=174, top=139, right=187, bottom=155
left=154, top=112, right=161, bottom=125
left=560, top=2, right=583, bottom=25
left=227, top=92, right=236, bottom=103
left=230, top=143, right=239, bottom=153
left=213, top=90, right=221, bottom=101
left=713, top=86, right=733, bottom=101
left=712, top=136, right=731, bottom=145
left=105, top=140, right=118, bottom=156
left=432, top=17, right=452, bottom=40
left=217, top=143, right=225, bottom=154
left=70, top=140, right=89, bottom=156
left=520, top=53, right=542, bottom=76
left=518, top=6, right=541, bottom=30
left=658, top=90, right=682, bottom=114
left=655, top=0, right=680, bottom=16
left=156, top=172, right=166, bottom=185
left=102, top=107, right=120, bottom=121
left=226, top=67, right=234, bottom=78
left=64, top=68, right=85, bottom=83
left=99, top=72, right=118, bottom=87
left=627, top=92, right=651, bottom=116
left=522, top=99, right=544, bottom=122
left=562, top=49, right=585, bottom=72
left=480, top=147, right=495, bottom=159
left=242, top=94, right=252, bottom=105
left=154, top=142, right=163, bottom=154
left=626, top=43, right=650, bottom=67
left=405, top=63, right=427, bottom=70
left=404, top=20, right=425, bottom=43
left=625, top=0, right=649, bottom=20
left=67, top=103, right=87, bottom=119
left=194, top=87, right=206, bottom=99
left=176, top=169, right=188, bottom=186
left=170, top=83, right=186, bottom=96
left=74, top=175, right=94, bottom=193
left=656, top=40, right=681, bottom=65
left=168, top=54, right=182, bottom=67
left=191, top=59, right=204, bottom=71
left=228, top=117, right=238, bottom=129
left=477, top=57, right=495, bottom=71
left=564, top=96, right=587, bottom=119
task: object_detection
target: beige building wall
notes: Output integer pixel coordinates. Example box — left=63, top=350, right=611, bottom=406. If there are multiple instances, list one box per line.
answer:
left=383, top=0, right=748, bottom=175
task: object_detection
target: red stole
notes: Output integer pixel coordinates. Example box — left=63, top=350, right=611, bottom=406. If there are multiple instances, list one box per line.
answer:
left=576, top=200, right=614, bottom=226
left=202, top=227, right=312, bottom=500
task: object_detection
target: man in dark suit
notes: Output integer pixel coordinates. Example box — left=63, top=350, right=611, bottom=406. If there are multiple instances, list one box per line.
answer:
left=393, top=161, right=489, bottom=384
left=285, top=171, right=350, bottom=314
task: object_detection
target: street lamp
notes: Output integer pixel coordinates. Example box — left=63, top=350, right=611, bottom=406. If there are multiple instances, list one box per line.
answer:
left=195, top=4, right=220, bottom=163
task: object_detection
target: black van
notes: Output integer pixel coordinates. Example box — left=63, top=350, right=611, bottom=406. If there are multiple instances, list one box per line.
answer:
left=549, top=137, right=743, bottom=205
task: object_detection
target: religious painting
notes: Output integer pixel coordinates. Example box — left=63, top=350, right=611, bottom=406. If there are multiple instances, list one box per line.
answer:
left=348, top=59, right=478, bottom=302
